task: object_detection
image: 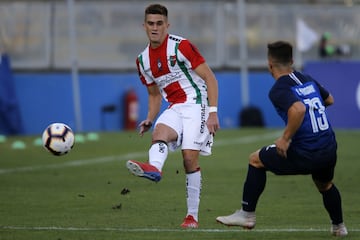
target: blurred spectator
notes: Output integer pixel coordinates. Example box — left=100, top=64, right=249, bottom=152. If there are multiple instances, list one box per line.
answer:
left=319, top=32, right=351, bottom=58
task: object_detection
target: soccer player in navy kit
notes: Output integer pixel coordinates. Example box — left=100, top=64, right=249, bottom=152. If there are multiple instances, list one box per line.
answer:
left=216, top=41, right=347, bottom=237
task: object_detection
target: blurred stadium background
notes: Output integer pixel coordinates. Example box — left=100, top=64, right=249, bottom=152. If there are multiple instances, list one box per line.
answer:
left=0, top=0, right=359, bottom=135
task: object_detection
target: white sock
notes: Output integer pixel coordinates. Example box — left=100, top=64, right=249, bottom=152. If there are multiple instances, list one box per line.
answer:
left=148, top=142, right=168, bottom=171
left=186, top=170, right=201, bottom=222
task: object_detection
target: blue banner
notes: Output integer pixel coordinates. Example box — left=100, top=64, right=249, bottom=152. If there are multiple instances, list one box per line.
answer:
left=304, top=61, right=360, bottom=129
left=0, top=54, right=24, bottom=135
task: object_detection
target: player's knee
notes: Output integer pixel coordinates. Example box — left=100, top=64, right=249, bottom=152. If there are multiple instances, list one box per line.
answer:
left=183, top=159, right=199, bottom=173
left=249, top=150, right=263, bottom=168
left=182, top=152, right=199, bottom=172
left=314, top=181, right=333, bottom=192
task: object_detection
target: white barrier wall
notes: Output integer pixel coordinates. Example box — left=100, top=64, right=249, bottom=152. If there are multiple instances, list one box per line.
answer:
left=0, top=1, right=359, bottom=70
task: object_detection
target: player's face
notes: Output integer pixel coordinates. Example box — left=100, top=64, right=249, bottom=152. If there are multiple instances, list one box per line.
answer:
left=144, top=14, right=169, bottom=48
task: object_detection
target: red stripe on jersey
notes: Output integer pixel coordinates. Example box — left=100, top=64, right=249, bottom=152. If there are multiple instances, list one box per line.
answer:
left=149, top=37, right=171, bottom=78
left=178, top=40, right=205, bottom=70
left=164, top=81, right=186, bottom=104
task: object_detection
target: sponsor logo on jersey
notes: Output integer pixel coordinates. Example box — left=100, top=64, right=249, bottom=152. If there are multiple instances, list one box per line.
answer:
left=200, top=104, right=206, bottom=133
left=157, top=72, right=182, bottom=88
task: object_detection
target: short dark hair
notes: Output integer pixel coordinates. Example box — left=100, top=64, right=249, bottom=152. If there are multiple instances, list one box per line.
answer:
left=267, top=41, right=293, bottom=65
left=145, top=4, right=168, bottom=17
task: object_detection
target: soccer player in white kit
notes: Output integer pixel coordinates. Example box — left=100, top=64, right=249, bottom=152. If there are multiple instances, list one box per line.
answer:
left=126, top=4, right=220, bottom=228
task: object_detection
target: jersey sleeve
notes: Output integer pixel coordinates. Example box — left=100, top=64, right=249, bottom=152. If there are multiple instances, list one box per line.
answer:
left=136, top=56, right=156, bottom=87
left=314, top=80, right=330, bottom=101
left=269, top=81, right=299, bottom=113
left=305, top=74, right=330, bottom=101
left=177, top=39, right=205, bottom=70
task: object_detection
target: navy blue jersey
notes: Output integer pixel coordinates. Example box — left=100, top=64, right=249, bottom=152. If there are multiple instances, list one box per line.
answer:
left=269, top=71, right=336, bottom=155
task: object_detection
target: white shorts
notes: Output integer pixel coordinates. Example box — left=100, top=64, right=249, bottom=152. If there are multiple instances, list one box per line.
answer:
left=155, top=103, right=214, bottom=156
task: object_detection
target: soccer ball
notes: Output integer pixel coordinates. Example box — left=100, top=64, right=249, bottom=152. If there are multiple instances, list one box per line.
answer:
left=42, top=123, right=75, bottom=156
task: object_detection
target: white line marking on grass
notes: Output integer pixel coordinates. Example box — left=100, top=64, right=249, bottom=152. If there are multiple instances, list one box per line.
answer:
left=1, top=226, right=359, bottom=233
left=0, top=131, right=281, bottom=175
left=0, top=152, right=146, bottom=175
left=215, top=131, right=281, bottom=146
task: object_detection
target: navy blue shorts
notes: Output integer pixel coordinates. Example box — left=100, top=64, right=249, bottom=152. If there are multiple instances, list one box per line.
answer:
left=259, top=144, right=337, bottom=183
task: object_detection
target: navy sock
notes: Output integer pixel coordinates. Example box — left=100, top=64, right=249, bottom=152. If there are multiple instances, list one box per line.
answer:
left=242, top=164, right=266, bottom=212
left=321, top=184, right=344, bottom=224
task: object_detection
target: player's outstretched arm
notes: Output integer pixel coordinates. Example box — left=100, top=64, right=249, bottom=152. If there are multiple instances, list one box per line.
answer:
left=194, top=62, right=220, bottom=135
left=138, top=120, right=153, bottom=136
left=139, top=85, right=162, bottom=136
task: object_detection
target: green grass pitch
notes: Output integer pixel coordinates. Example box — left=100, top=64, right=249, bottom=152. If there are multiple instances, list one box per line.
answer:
left=0, top=128, right=359, bottom=240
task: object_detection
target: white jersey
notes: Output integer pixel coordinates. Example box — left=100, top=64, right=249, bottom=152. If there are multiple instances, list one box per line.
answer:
left=136, top=34, right=208, bottom=107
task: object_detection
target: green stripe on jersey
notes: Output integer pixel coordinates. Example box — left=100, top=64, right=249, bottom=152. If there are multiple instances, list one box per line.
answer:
left=175, top=43, right=202, bottom=104
left=138, top=54, right=144, bottom=70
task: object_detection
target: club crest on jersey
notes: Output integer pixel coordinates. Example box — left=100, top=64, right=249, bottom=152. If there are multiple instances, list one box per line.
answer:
left=157, top=58, right=162, bottom=71
left=169, top=55, right=177, bottom=67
